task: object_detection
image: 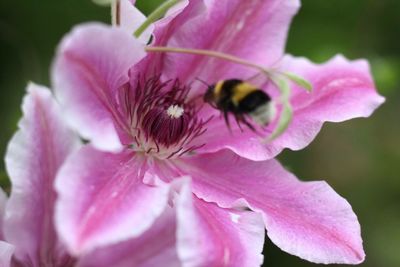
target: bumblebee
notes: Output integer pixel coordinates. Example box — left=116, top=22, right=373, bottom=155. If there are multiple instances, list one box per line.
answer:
left=204, top=79, right=275, bottom=131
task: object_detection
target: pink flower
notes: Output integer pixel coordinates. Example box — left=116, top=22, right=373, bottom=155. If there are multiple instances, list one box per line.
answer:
left=1, top=85, right=244, bottom=267
left=50, top=0, right=384, bottom=265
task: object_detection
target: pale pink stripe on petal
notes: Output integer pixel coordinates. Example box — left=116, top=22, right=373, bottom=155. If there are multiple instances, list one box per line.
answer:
left=55, top=146, right=170, bottom=254
left=77, top=206, right=181, bottom=267
left=52, top=23, right=146, bottom=152
left=176, top=179, right=265, bottom=267
left=176, top=151, right=365, bottom=264
left=152, top=0, right=300, bottom=85
left=4, top=84, right=78, bottom=266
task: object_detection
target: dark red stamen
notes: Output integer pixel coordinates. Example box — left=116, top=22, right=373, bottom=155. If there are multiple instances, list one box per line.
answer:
left=141, top=107, right=189, bottom=147
left=118, top=74, right=210, bottom=157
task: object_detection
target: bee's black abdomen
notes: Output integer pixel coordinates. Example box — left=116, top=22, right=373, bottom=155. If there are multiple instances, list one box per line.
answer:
left=239, top=90, right=271, bottom=113
left=221, top=79, right=243, bottom=94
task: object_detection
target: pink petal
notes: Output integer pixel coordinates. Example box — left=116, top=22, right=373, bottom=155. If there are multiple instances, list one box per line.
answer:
left=55, top=146, right=170, bottom=254
left=176, top=150, right=365, bottom=264
left=0, top=241, right=14, bottom=267
left=266, top=55, right=385, bottom=155
left=76, top=176, right=264, bottom=267
left=4, top=84, right=78, bottom=265
left=197, top=55, right=385, bottom=161
left=52, top=23, right=146, bottom=152
left=176, top=179, right=265, bottom=267
left=0, top=189, right=7, bottom=240
left=112, top=0, right=153, bottom=43
left=194, top=108, right=272, bottom=161
left=77, top=206, right=180, bottom=267
left=152, top=0, right=300, bottom=85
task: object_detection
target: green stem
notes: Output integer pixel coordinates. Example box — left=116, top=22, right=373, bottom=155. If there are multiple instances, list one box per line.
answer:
left=134, top=0, right=180, bottom=38
left=263, top=76, right=293, bottom=142
left=145, top=46, right=275, bottom=75
left=92, top=0, right=112, bottom=6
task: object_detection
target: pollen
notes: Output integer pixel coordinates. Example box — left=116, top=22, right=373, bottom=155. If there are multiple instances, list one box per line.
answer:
left=167, top=105, right=184, bottom=118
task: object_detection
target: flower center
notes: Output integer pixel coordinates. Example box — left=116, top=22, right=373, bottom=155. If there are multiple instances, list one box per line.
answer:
left=119, top=75, right=209, bottom=158
left=141, top=104, right=189, bottom=147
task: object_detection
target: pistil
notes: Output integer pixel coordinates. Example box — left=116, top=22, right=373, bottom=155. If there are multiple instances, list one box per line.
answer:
left=167, top=105, right=185, bottom=118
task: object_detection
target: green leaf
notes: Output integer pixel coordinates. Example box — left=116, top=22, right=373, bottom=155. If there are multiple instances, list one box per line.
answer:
left=283, top=72, right=313, bottom=92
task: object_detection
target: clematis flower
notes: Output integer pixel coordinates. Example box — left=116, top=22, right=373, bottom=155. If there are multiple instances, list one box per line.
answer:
left=51, top=0, right=384, bottom=265
left=0, top=84, right=258, bottom=267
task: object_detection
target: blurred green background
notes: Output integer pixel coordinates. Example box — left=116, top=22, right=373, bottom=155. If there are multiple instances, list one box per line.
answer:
left=0, top=0, right=399, bottom=266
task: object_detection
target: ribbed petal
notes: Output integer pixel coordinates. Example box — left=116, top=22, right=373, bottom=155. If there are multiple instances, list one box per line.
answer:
left=197, top=55, right=385, bottom=161
left=52, top=23, right=146, bottom=152
left=77, top=206, right=180, bottom=267
left=55, top=146, right=170, bottom=254
left=74, top=176, right=264, bottom=267
left=4, top=84, right=78, bottom=266
left=176, top=180, right=265, bottom=267
left=151, top=0, right=300, bottom=85
left=175, top=150, right=365, bottom=264
left=266, top=55, right=385, bottom=156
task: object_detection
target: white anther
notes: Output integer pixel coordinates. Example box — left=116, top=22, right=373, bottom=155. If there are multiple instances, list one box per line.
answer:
left=167, top=105, right=184, bottom=118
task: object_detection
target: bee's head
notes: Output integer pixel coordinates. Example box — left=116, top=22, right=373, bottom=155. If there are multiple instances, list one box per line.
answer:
left=203, top=85, right=216, bottom=104
left=194, top=77, right=215, bottom=104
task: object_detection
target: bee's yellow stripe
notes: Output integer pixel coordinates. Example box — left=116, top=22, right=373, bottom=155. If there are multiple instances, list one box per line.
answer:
left=214, top=81, right=225, bottom=97
left=232, top=82, right=257, bottom=105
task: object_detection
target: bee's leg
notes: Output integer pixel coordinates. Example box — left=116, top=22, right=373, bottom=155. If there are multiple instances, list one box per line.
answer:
left=223, top=111, right=232, bottom=132
left=241, top=116, right=257, bottom=133
left=234, top=113, right=244, bottom=132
